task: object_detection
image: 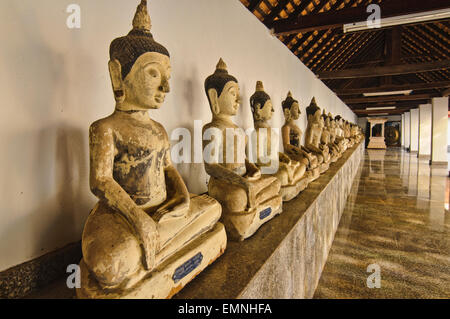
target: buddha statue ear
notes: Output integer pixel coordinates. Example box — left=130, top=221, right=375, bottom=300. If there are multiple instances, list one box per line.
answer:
left=253, top=103, right=262, bottom=120
left=207, top=88, right=220, bottom=116
left=109, top=59, right=125, bottom=103
left=283, top=108, right=290, bottom=120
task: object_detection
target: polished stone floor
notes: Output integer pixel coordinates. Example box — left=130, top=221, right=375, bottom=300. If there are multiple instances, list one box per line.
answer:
left=314, top=148, right=450, bottom=299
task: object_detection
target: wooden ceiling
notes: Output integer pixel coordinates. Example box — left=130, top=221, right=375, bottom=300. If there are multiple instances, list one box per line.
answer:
left=240, top=0, right=450, bottom=117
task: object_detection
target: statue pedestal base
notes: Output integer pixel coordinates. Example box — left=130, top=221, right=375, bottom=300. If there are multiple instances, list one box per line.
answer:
left=221, top=196, right=283, bottom=241
left=77, top=222, right=227, bottom=299
left=307, top=167, right=320, bottom=183
left=368, top=137, right=387, bottom=149
left=319, top=162, right=330, bottom=174
left=280, top=176, right=309, bottom=202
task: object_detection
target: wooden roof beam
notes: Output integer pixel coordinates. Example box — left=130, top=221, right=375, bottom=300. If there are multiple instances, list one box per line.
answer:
left=336, top=80, right=450, bottom=95
left=318, top=59, right=450, bottom=79
left=343, top=93, right=439, bottom=104
left=272, top=0, right=450, bottom=36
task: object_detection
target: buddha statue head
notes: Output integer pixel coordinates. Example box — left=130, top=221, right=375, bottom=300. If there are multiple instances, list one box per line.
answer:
left=250, top=81, right=274, bottom=122
left=335, top=115, right=343, bottom=127
left=282, top=91, right=300, bottom=121
left=205, top=58, right=240, bottom=118
left=306, top=97, right=322, bottom=126
left=108, top=0, right=171, bottom=111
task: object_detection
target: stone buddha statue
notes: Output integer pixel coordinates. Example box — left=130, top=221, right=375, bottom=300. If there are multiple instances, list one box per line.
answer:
left=322, top=111, right=340, bottom=162
left=344, top=121, right=354, bottom=148
left=354, top=125, right=364, bottom=143
left=249, top=81, right=308, bottom=201
left=328, top=113, right=344, bottom=157
left=334, top=116, right=348, bottom=153
left=281, top=92, right=320, bottom=182
left=77, top=0, right=227, bottom=299
left=202, top=60, right=282, bottom=241
left=305, top=97, right=330, bottom=173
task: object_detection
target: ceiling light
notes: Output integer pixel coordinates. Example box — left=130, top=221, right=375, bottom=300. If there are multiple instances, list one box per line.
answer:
left=344, top=9, right=450, bottom=33
left=363, top=90, right=413, bottom=97
left=365, top=106, right=397, bottom=111
left=368, top=113, right=389, bottom=116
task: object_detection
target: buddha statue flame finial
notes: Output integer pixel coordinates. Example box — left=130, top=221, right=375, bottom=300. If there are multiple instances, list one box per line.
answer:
left=132, top=0, right=152, bottom=32
left=216, top=58, right=228, bottom=72
left=255, top=81, right=265, bottom=92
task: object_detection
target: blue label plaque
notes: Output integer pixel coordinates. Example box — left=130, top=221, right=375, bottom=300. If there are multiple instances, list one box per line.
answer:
left=259, top=207, right=272, bottom=220
left=172, top=252, right=203, bottom=283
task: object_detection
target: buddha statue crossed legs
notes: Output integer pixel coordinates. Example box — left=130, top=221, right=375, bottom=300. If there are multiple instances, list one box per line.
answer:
left=77, top=1, right=226, bottom=299
left=250, top=81, right=308, bottom=201
left=202, top=60, right=282, bottom=241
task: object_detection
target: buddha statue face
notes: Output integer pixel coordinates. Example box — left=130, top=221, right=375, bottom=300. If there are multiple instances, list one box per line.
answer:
left=250, top=81, right=274, bottom=122
left=290, top=102, right=300, bottom=120
left=214, top=81, right=240, bottom=116
left=282, top=92, right=300, bottom=121
left=205, top=59, right=240, bottom=117
left=109, top=52, right=171, bottom=110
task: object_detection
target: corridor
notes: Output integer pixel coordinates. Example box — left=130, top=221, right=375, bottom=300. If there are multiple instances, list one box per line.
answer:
left=314, top=148, right=450, bottom=298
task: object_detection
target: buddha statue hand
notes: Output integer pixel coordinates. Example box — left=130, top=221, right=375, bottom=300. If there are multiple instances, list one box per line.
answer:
left=131, top=207, right=159, bottom=271
left=153, top=166, right=190, bottom=222
left=245, top=160, right=262, bottom=180
left=153, top=195, right=189, bottom=222
left=279, top=152, right=292, bottom=165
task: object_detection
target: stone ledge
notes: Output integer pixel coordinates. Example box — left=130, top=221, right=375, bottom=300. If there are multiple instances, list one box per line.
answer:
left=176, top=142, right=364, bottom=299
left=0, top=242, right=81, bottom=299
left=18, top=142, right=364, bottom=299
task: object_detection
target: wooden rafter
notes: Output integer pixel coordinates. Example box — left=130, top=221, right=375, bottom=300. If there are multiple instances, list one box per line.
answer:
left=272, top=0, right=450, bottom=35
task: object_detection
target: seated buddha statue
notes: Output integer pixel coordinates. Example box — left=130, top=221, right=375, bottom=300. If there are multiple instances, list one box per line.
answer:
left=321, top=111, right=340, bottom=163
left=202, top=59, right=282, bottom=241
left=328, top=113, right=344, bottom=158
left=334, top=116, right=348, bottom=153
left=305, top=98, right=330, bottom=173
left=249, top=81, right=308, bottom=202
left=351, top=124, right=363, bottom=144
left=281, top=92, right=320, bottom=183
left=344, top=121, right=355, bottom=148
left=77, top=0, right=227, bottom=299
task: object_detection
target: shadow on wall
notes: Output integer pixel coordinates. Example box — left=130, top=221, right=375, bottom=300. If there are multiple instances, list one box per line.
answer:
left=171, top=65, right=209, bottom=194
left=0, top=125, right=90, bottom=266
left=0, top=3, right=93, bottom=269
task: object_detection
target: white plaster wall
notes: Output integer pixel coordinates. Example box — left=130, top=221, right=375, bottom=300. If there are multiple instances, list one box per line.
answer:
left=0, top=0, right=356, bottom=271
left=431, top=97, right=449, bottom=163
left=410, top=109, right=419, bottom=152
left=418, top=104, right=432, bottom=156
left=405, top=112, right=411, bottom=149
